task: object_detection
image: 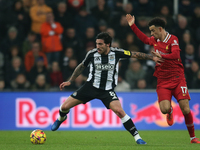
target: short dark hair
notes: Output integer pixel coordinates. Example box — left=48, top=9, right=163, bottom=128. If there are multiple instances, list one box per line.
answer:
left=96, top=32, right=112, bottom=47
left=148, top=17, right=166, bottom=29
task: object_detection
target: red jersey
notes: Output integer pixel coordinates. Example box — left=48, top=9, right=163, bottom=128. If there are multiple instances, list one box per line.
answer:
left=130, top=24, right=185, bottom=82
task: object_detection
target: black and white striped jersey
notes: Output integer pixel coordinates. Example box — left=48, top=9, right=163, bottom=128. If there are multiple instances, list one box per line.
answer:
left=82, top=47, right=132, bottom=90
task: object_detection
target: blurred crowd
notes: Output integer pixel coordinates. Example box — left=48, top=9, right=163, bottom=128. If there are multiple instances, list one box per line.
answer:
left=0, top=0, right=200, bottom=91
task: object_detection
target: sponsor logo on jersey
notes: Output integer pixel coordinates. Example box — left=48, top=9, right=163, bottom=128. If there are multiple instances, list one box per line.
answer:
left=95, top=63, right=114, bottom=70
left=154, top=44, right=157, bottom=46
left=171, top=40, right=179, bottom=46
left=124, top=50, right=131, bottom=56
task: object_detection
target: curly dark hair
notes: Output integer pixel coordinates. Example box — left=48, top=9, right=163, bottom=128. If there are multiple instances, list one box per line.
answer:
left=148, top=17, right=166, bottom=29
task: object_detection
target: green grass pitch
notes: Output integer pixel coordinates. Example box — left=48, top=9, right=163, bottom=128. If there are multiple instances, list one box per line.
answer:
left=0, top=130, right=200, bottom=150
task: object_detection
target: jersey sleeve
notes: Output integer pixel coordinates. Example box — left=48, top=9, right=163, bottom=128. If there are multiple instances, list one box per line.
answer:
left=82, top=51, right=92, bottom=67
left=161, top=36, right=181, bottom=60
left=115, top=48, right=132, bottom=59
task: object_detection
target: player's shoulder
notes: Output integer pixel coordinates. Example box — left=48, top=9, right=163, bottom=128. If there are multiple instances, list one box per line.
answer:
left=167, top=34, right=179, bottom=45
left=110, top=47, right=124, bottom=52
left=87, top=48, right=98, bottom=54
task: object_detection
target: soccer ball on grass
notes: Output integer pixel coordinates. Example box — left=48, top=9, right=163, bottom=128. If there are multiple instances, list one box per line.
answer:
left=30, top=129, right=46, bottom=144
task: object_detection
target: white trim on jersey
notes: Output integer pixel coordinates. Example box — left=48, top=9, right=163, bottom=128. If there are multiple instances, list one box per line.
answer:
left=163, top=32, right=171, bottom=43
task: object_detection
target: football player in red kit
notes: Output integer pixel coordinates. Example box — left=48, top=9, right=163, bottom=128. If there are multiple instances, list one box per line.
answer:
left=126, top=14, right=200, bottom=144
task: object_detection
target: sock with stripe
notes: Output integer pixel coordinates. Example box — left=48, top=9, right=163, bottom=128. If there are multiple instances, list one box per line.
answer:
left=121, top=114, right=141, bottom=141
left=184, top=111, right=195, bottom=140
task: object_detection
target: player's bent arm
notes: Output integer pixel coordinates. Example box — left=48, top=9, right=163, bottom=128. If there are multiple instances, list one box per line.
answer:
left=68, top=63, right=86, bottom=82
left=131, top=52, right=153, bottom=60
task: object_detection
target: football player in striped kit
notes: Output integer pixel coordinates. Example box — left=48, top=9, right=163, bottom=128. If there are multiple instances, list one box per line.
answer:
left=51, top=32, right=162, bottom=145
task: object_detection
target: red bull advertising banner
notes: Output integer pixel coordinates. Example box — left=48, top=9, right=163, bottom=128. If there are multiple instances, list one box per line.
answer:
left=0, top=92, right=200, bottom=130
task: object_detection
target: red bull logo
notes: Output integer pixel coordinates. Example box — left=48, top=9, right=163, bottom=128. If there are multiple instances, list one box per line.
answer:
left=16, top=97, right=122, bottom=128
left=130, top=100, right=200, bottom=127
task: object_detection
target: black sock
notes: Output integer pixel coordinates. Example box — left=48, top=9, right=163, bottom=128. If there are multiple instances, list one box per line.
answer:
left=59, top=109, right=70, bottom=117
left=123, top=118, right=138, bottom=136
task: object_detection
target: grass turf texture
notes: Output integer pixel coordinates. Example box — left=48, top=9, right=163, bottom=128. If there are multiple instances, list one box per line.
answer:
left=0, top=130, right=199, bottom=150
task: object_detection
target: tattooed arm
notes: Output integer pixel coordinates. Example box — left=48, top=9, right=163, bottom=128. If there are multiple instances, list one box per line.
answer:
left=131, top=52, right=163, bottom=65
left=59, top=63, right=86, bottom=90
left=131, top=52, right=153, bottom=60
left=68, top=63, right=86, bottom=82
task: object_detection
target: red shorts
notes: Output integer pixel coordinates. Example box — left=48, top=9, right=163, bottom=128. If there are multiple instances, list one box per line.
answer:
left=156, top=78, right=191, bottom=103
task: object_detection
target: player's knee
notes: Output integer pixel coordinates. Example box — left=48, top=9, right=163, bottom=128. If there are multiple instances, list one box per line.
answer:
left=160, top=107, right=170, bottom=114
left=61, top=104, right=70, bottom=111
left=113, top=108, right=125, bottom=118
left=181, top=107, right=190, bottom=115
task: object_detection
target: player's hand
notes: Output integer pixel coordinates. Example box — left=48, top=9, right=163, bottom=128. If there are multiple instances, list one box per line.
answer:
left=153, top=56, right=164, bottom=65
left=126, top=14, right=135, bottom=26
left=59, top=81, right=71, bottom=90
left=152, top=51, right=162, bottom=58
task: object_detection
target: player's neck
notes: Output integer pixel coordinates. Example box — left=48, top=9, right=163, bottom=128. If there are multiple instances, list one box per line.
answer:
left=104, top=48, right=110, bottom=55
left=160, top=31, right=168, bottom=42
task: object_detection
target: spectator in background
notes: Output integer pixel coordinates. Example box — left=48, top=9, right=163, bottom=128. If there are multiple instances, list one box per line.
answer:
left=174, top=15, right=194, bottom=41
left=54, top=2, right=73, bottom=31
left=0, top=27, right=21, bottom=56
left=5, top=56, right=26, bottom=87
left=181, top=44, right=198, bottom=70
left=82, top=27, right=96, bottom=50
left=132, top=0, right=155, bottom=17
left=6, top=46, right=22, bottom=62
left=22, top=31, right=37, bottom=58
left=74, top=6, right=97, bottom=38
left=106, top=27, right=120, bottom=44
left=31, top=74, right=50, bottom=91
left=24, top=42, right=48, bottom=72
left=40, top=12, right=64, bottom=65
left=61, top=47, right=74, bottom=69
left=159, top=5, right=175, bottom=33
left=65, top=74, right=85, bottom=91
left=121, top=33, right=135, bottom=50
left=185, top=61, right=200, bottom=88
left=23, top=0, right=37, bottom=12
left=50, top=61, right=63, bottom=88
left=136, top=79, right=147, bottom=89
left=10, top=73, right=30, bottom=91
left=191, top=5, right=200, bottom=30
left=28, top=56, right=49, bottom=84
left=0, top=52, right=4, bottom=80
left=125, top=60, right=146, bottom=89
left=97, top=19, right=108, bottom=33
left=62, top=58, right=78, bottom=81
left=90, top=0, right=111, bottom=23
left=0, top=79, right=5, bottom=91
left=5, top=0, right=30, bottom=40
left=179, top=31, right=196, bottom=55
left=30, top=0, right=52, bottom=34
left=62, top=28, right=82, bottom=60
left=179, top=0, right=195, bottom=17
left=115, top=75, right=130, bottom=92
left=114, top=15, right=132, bottom=41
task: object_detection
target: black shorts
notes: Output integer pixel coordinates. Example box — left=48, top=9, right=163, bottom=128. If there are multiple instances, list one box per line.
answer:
left=70, top=82, right=119, bottom=109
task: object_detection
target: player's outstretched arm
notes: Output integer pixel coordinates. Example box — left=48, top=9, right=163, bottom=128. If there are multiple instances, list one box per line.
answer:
left=131, top=52, right=163, bottom=65
left=59, top=63, right=86, bottom=90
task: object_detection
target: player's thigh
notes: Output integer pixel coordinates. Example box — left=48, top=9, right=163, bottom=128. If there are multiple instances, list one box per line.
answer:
left=157, top=88, right=172, bottom=113
left=61, top=96, right=83, bottom=110
left=178, top=99, right=190, bottom=114
left=172, top=79, right=191, bottom=101
left=98, top=90, right=119, bottom=109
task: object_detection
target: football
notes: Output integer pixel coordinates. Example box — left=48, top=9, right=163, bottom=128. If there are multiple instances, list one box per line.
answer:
left=30, top=129, right=46, bottom=144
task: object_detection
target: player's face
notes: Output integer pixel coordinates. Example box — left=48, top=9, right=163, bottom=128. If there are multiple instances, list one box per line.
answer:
left=96, top=39, right=110, bottom=55
left=149, top=25, right=161, bottom=39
